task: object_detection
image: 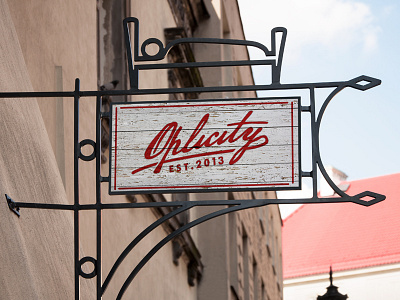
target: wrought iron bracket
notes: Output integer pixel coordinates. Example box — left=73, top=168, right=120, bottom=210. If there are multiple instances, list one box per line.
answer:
left=0, top=17, right=386, bottom=299
left=1, top=77, right=386, bottom=299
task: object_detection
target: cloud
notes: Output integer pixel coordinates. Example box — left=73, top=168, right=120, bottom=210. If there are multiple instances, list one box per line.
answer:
left=238, top=0, right=380, bottom=63
left=382, top=4, right=396, bottom=16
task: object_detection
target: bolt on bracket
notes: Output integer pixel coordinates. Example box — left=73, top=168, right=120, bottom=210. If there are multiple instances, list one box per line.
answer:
left=5, top=194, right=20, bottom=217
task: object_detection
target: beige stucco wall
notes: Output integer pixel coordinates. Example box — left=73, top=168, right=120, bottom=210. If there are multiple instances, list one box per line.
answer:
left=0, top=0, right=94, bottom=298
left=2, top=0, right=198, bottom=299
left=1, top=0, right=283, bottom=299
left=7, top=0, right=98, bottom=207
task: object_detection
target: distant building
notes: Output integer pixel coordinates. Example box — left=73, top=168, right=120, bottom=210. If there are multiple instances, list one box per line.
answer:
left=282, top=172, right=400, bottom=300
left=0, top=0, right=282, bottom=299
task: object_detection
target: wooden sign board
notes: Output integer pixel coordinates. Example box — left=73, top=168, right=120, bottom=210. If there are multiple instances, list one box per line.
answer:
left=109, top=97, right=300, bottom=194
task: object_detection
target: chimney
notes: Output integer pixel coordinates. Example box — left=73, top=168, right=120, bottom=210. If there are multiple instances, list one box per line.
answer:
left=320, top=166, right=349, bottom=197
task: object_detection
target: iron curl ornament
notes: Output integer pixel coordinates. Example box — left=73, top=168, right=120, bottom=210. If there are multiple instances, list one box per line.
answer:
left=1, top=17, right=384, bottom=299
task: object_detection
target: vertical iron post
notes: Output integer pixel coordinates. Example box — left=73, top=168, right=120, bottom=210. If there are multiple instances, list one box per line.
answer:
left=309, top=87, right=318, bottom=198
left=96, top=95, right=102, bottom=299
left=74, top=78, right=80, bottom=299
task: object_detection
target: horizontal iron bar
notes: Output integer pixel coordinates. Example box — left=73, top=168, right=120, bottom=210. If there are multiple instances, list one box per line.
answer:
left=80, top=82, right=347, bottom=96
left=136, top=59, right=276, bottom=70
left=100, top=176, right=110, bottom=183
left=12, top=196, right=355, bottom=211
left=0, top=91, right=75, bottom=98
left=100, top=112, right=110, bottom=119
left=0, top=81, right=349, bottom=99
left=12, top=202, right=75, bottom=210
left=302, top=171, right=313, bottom=177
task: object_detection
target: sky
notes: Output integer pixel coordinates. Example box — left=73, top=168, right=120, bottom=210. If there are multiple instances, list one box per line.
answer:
left=237, top=0, right=400, bottom=217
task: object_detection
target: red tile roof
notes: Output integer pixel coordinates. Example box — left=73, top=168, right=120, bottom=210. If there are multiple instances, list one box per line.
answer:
left=282, top=173, right=400, bottom=279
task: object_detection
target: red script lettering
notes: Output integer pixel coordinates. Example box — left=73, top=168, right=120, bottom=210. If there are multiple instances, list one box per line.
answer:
left=132, top=111, right=269, bottom=174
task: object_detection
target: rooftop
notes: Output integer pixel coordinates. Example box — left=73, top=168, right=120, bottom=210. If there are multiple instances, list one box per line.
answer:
left=282, top=173, right=400, bottom=279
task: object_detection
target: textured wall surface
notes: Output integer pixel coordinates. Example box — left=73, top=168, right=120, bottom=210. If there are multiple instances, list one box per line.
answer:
left=0, top=0, right=94, bottom=298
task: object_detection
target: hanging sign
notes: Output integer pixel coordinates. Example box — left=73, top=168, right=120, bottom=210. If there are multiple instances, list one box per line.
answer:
left=109, top=97, right=300, bottom=194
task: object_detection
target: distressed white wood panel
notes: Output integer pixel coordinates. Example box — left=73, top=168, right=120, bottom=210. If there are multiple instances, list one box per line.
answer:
left=115, top=163, right=299, bottom=191
left=110, top=98, right=300, bottom=194
left=117, top=100, right=291, bottom=114
left=114, top=127, right=298, bottom=150
left=116, top=106, right=297, bottom=130
left=115, top=144, right=298, bottom=166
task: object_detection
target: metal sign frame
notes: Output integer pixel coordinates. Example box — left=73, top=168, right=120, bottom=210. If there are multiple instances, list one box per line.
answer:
left=1, top=17, right=385, bottom=299
left=109, top=96, right=301, bottom=194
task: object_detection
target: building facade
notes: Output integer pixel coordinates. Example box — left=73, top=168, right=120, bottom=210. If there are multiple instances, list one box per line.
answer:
left=0, top=0, right=283, bottom=299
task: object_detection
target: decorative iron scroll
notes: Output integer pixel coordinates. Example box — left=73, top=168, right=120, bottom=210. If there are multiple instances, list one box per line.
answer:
left=1, top=17, right=385, bottom=300
left=123, top=17, right=287, bottom=89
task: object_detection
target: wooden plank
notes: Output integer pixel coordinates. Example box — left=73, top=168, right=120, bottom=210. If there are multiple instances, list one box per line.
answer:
left=116, top=106, right=297, bottom=130
left=113, top=127, right=298, bottom=150
left=109, top=98, right=300, bottom=194
left=115, top=164, right=299, bottom=191
left=115, top=144, right=298, bottom=166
